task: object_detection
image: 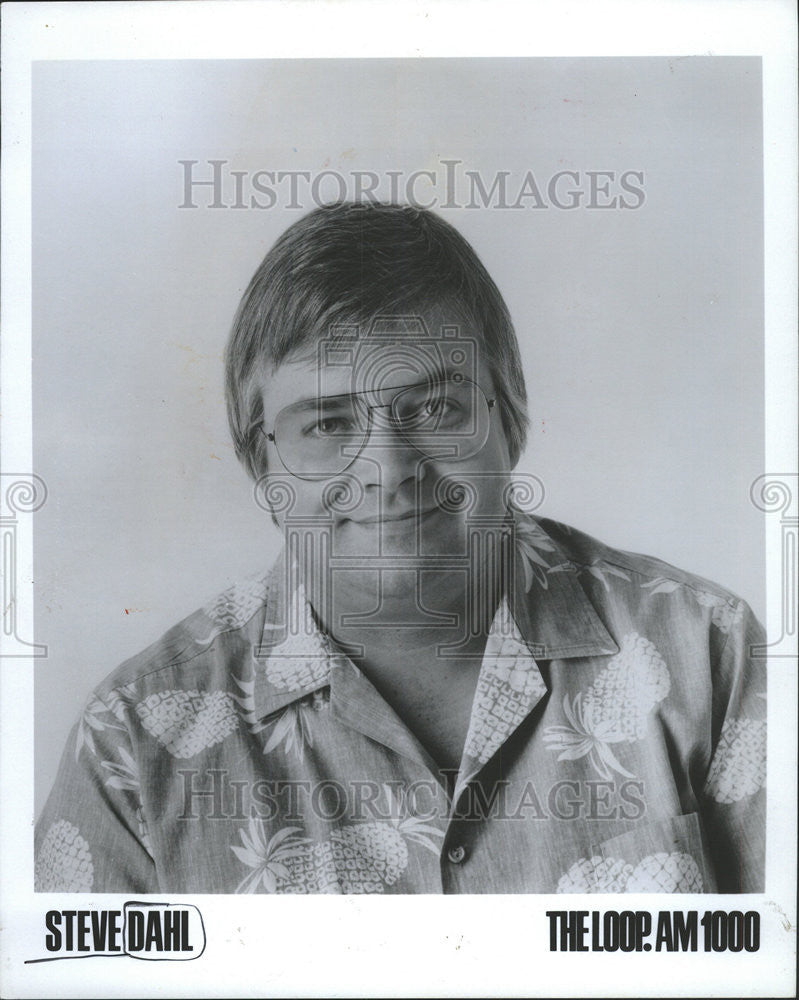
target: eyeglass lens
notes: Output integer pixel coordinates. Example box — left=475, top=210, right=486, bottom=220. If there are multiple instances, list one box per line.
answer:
left=272, top=379, right=491, bottom=479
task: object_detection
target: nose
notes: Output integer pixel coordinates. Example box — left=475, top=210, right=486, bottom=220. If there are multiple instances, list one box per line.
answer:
left=353, top=416, right=426, bottom=498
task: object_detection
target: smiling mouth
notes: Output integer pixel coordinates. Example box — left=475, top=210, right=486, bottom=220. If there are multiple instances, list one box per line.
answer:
left=349, top=507, right=440, bottom=526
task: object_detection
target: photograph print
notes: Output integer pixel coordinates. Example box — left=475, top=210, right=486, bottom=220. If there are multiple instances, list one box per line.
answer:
left=32, top=56, right=767, bottom=896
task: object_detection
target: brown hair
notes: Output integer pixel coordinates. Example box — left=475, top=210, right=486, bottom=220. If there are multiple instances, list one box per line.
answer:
left=225, top=202, right=528, bottom=478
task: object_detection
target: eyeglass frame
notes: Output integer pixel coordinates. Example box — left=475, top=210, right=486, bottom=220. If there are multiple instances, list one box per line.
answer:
left=256, top=375, right=497, bottom=481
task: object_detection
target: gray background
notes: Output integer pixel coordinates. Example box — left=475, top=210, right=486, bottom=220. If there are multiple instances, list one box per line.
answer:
left=34, top=58, right=764, bottom=814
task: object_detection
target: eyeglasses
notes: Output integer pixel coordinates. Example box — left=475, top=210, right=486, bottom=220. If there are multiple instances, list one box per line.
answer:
left=260, top=376, right=496, bottom=481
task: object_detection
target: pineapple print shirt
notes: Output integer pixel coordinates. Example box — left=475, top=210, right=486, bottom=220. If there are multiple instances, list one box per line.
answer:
left=35, top=514, right=766, bottom=895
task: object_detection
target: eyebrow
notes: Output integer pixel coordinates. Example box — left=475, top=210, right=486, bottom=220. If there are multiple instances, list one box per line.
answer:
left=287, top=367, right=459, bottom=412
left=287, top=394, right=358, bottom=413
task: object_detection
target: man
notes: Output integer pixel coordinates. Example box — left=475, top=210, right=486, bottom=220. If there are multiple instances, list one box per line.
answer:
left=35, top=203, right=766, bottom=894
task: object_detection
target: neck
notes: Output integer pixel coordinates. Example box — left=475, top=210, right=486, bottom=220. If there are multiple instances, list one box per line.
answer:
left=305, top=547, right=507, bottom=665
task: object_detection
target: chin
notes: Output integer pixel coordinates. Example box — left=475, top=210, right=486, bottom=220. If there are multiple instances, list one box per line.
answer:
left=376, top=567, right=423, bottom=599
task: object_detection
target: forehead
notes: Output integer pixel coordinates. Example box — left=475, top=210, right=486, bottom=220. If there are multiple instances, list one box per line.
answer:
left=259, top=304, right=491, bottom=421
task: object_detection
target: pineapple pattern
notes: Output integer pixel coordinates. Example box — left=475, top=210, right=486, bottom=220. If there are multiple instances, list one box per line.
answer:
left=232, top=824, right=312, bottom=894
left=548, top=559, right=633, bottom=592
left=135, top=689, right=239, bottom=758
left=231, top=672, right=270, bottom=736
left=76, top=686, right=135, bottom=760
left=99, top=746, right=154, bottom=858
left=643, top=580, right=747, bottom=637
left=543, top=633, right=670, bottom=779
left=556, top=856, right=634, bottom=893
left=625, top=852, right=704, bottom=892
left=100, top=745, right=141, bottom=791
left=272, top=839, right=347, bottom=894
left=280, top=823, right=406, bottom=894
left=69, top=687, right=155, bottom=864
left=35, top=820, right=94, bottom=892
left=34, top=514, right=767, bottom=894
left=582, top=633, right=670, bottom=741
left=693, top=590, right=745, bottom=634
left=192, top=574, right=270, bottom=645
left=704, top=717, right=766, bottom=803
left=514, top=514, right=559, bottom=590
left=260, top=583, right=334, bottom=693
left=557, top=851, right=703, bottom=893
left=232, top=787, right=444, bottom=894
left=263, top=690, right=330, bottom=759
left=461, top=597, right=547, bottom=768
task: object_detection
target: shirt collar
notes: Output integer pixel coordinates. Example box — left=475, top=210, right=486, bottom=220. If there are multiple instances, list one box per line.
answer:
left=250, top=513, right=618, bottom=722
left=508, top=514, right=619, bottom=659
left=251, top=557, right=339, bottom=718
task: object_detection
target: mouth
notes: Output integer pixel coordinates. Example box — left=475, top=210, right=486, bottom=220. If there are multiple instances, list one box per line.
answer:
left=348, top=506, right=440, bottom=526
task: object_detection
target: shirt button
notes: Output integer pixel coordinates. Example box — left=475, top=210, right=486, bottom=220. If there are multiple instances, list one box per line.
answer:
left=447, top=845, right=467, bottom=864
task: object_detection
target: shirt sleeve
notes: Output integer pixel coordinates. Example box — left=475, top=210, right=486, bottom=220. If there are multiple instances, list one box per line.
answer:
left=700, top=598, right=767, bottom=892
left=35, top=688, right=158, bottom=893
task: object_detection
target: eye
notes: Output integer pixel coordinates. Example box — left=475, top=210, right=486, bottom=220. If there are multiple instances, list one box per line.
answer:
left=303, top=415, right=354, bottom=438
left=420, top=397, right=464, bottom=426
left=423, top=399, right=453, bottom=416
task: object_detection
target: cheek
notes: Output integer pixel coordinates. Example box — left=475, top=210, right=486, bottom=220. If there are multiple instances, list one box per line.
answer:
left=469, top=426, right=512, bottom=512
left=477, top=420, right=512, bottom=474
left=270, top=482, right=328, bottom=528
left=272, top=473, right=375, bottom=528
left=425, top=433, right=510, bottom=519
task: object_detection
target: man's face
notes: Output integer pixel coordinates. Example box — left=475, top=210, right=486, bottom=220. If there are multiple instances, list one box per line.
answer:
left=256, top=305, right=513, bottom=608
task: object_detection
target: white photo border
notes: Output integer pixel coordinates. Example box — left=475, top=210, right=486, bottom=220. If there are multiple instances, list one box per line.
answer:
left=1, top=2, right=796, bottom=998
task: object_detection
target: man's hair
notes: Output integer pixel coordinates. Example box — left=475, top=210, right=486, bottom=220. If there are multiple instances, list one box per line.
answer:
left=225, top=202, right=528, bottom=479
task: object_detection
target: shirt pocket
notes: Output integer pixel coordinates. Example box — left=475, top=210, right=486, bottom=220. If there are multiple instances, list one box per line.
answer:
left=595, top=812, right=716, bottom=893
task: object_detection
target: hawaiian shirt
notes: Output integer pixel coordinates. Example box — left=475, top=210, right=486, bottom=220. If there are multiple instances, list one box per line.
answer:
left=35, top=513, right=766, bottom=894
